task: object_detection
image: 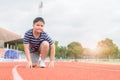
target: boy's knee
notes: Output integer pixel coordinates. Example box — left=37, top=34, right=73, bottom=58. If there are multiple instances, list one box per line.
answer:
left=41, top=41, right=49, bottom=47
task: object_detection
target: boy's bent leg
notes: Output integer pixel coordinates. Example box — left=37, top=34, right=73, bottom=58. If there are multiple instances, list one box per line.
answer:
left=39, top=41, right=49, bottom=60
left=39, top=41, right=49, bottom=68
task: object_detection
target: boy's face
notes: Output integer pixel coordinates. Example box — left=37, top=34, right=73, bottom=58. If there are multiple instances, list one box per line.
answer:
left=33, top=21, right=44, bottom=33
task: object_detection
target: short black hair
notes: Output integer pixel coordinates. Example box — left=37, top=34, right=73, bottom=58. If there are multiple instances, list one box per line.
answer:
left=33, top=17, right=45, bottom=24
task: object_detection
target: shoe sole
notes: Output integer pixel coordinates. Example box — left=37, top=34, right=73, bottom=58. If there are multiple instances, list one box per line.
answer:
left=40, top=66, right=46, bottom=68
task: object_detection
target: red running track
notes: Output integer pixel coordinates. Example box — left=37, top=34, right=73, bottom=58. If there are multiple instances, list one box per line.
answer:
left=0, top=62, right=120, bottom=80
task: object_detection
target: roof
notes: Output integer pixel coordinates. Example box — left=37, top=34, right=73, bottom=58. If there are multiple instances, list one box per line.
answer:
left=0, top=27, right=21, bottom=42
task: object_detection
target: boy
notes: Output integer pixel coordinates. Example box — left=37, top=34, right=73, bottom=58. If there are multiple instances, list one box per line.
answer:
left=23, top=17, right=55, bottom=68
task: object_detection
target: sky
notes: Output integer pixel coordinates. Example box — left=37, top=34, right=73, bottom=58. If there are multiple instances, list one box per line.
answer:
left=0, top=0, right=120, bottom=49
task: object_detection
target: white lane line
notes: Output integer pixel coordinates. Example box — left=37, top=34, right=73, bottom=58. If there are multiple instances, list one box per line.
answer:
left=12, top=65, right=23, bottom=80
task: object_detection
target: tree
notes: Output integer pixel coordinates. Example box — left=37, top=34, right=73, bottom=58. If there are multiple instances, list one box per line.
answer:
left=67, top=42, right=83, bottom=59
left=96, top=38, right=120, bottom=59
left=17, top=44, right=24, bottom=51
left=82, top=48, right=94, bottom=59
left=59, top=46, right=67, bottom=59
left=54, top=41, right=61, bottom=58
left=54, top=41, right=68, bottom=59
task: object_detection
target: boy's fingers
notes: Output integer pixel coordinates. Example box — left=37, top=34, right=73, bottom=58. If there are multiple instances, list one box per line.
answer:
left=30, top=65, right=32, bottom=68
left=26, top=63, right=32, bottom=68
left=48, top=61, right=54, bottom=68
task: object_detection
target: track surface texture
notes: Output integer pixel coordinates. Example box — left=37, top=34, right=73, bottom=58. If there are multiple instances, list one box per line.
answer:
left=0, top=62, right=120, bottom=80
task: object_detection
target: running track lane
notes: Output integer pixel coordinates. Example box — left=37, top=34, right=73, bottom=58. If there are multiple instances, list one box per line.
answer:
left=17, top=62, right=120, bottom=80
left=0, top=62, right=15, bottom=80
left=0, top=62, right=120, bottom=80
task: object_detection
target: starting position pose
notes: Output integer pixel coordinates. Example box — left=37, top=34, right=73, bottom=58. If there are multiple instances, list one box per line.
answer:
left=23, top=17, right=55, bottom=68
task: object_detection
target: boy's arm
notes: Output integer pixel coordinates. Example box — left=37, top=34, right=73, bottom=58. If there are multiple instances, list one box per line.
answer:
left=50, top=43, right=55, bottom=61
left=24, top=44, right=32, bottom=67
left=49, top=43, right=55, bottom=67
